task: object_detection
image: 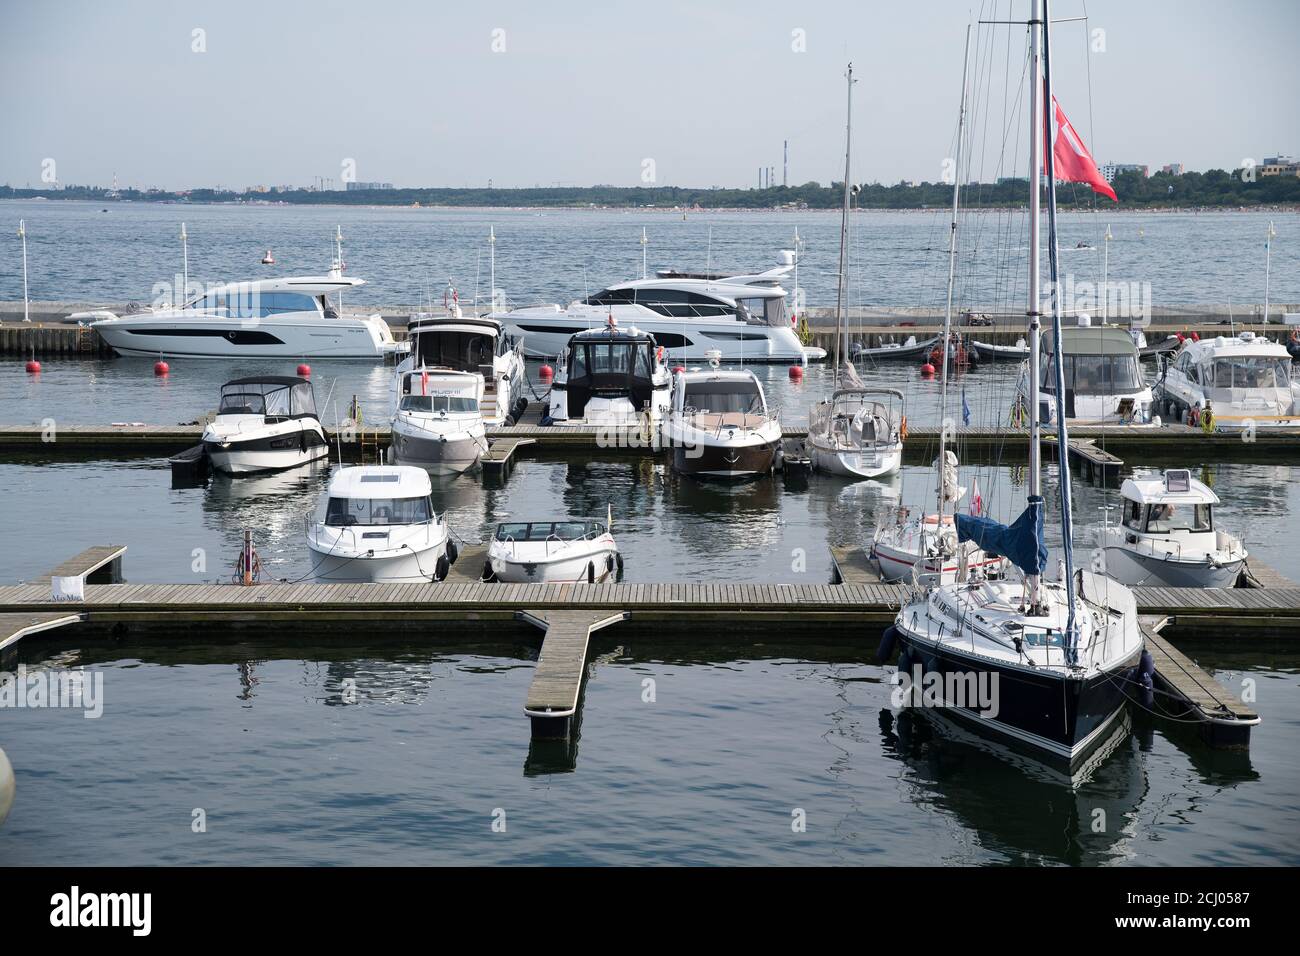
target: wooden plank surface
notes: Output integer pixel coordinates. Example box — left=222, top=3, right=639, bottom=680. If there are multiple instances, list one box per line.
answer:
left=0, top=611, right=84, bottom=651
left=522, top=609, right=626, bottom=716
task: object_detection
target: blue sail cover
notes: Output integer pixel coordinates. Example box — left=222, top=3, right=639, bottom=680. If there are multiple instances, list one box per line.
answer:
left=956, top=495, right=1048, bottom=577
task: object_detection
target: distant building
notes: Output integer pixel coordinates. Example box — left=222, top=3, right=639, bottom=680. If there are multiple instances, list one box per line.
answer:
left=345, top=181, right=395, bottom=191
left=1160, top=163, right=1184, bottom=175
left=1100, top=163, right=1149, bottom=183
left=1260, top=155, right=1300, bottom=177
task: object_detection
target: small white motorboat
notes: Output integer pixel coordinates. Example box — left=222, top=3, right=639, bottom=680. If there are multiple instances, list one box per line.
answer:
left=1098, top=469, right=1247, bottom=588
left=305, top=466, right=455, bottom=583
left=202, top=376, right=329, bottom=475
left=487, top=512, right=620, bottom=584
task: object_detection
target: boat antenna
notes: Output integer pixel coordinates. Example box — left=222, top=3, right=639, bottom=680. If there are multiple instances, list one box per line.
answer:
left=937, top=27, right=972, bottom=528
left=179, top=221, right=188, bottom=303
left=1042, top=0, right=1080, bottom=656
left=489, top=226, right=497, bottom=312
left=833, top=62, right=855, bottom=386
left=640, top=227, right=649, bottom=280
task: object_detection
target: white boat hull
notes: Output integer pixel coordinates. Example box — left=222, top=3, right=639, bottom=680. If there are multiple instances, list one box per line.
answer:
left=93, top=315, right=397, bottom=359
left=490, top=548, right=619, bottom=584
left=308, top=543, right=446, bottom=584
left=810, top=442, right=902, bottom=479
left=1101, top=545, right=1243, bottom=589
left=390, top=426, right=485, bottom=475
left=208, top=444, right=328, bottom=475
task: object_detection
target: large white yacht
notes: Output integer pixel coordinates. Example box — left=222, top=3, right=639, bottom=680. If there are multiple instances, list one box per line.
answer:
left=492, top=252, right=823, bottom=363
left=82, top=271, right=401, bottom=359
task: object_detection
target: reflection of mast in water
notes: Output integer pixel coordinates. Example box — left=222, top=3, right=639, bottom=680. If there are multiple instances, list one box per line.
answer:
left=236, top=661, right=261, bottom=701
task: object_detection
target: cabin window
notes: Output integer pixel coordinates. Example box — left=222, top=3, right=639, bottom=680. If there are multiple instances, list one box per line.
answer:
left=1210, top=357, right=1290, bottom=389
left=583, top=288, right=635, bottom=307
left=1041, top=354, right=1141, bottom=392
left=399, top=395, right=479, bottom=413
left=495, top=521, right=605, bottom=541
left=685, top=385, right=763, bottom=415
left=219, top=391, right=266, bottom=415
left=1124, top=499, right=1143, bottom=530
left=326, top=495, right=433, bottom=527
left=257, top=292, right=319, bottom=316
left=1144, top=503, right=1212, bottom=534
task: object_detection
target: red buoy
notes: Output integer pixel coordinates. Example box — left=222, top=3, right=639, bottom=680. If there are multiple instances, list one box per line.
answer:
left=538, top=364, right=554, bottom=380
left=297, top=363, right=311, bottom=377
left=1189, top=331, right=1200, bottom=342
left=154, top=361, right=169, bottom=376
left=25, top=359, right=41, bottom=374
left=920, top=363, right=936, bottom=377
left=1175, top=332, right=1185, bottom=343
left=672, top=365, right=686, bottom=374
left=788, top=364, right=804, bottom=380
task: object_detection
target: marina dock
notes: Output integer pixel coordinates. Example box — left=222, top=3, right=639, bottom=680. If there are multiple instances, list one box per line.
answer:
left=2, top=545, right=1280, bottom=749
left=6, top=419, right=1300, bottom=465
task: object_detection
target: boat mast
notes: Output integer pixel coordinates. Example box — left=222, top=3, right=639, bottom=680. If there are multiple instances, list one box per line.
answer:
left=937, top=27, right=972, bottom=523
left=1042, top=0, right=1079, bottom=652
left=1026, top=0, right=1044, bottom=610
left=834, top=63, right=855, bottom=385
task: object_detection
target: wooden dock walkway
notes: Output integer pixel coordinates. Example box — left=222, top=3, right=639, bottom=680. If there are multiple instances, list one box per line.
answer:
left=481, top=437, right=535, bottom=471
left=1140, top=617, right=1259, bottom=748
left=30, top=545, right=126, bottom=586
left=830, top=545, right=885, bottom=585
left=7, top=421, right=1300, bottom=464
left=0, top=611, right=85, bottom=653
left=1046, top=435, right=1124, bottom=483
left=519, top=609, right=628, bottom=738
left=445, top=544, right=491, bottom=583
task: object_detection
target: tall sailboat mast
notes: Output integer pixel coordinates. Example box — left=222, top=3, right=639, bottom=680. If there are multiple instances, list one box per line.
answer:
left=937, top=27, right=973, bottom=522
left=1026, top=0, right=1045, bottom=609
left=833, top=63, right=855, bottom=384
left=1041, top=0, right=1079, bottom=652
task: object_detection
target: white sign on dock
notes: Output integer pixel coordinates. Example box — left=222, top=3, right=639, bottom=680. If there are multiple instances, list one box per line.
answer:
left=50, top=575, right=85, bottom=602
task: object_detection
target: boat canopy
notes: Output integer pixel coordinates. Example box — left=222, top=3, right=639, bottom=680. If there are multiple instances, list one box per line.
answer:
left=218, top=376, right=316, bottom=418
left=563, top=326, right=660, bottom=417
left=409, top=317, right=502, bottom=372
left=494, top=520, right=607, bottom=542
left=956, top=495, right=1048, bottom=577
left=326, top=466, right=432, bottom=499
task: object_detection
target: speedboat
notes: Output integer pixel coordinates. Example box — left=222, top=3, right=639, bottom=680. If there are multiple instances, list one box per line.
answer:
left=305, top=466, right=455, bottom=582
left=1098, top=469, right=1247, bottom=588
left=1013, top=316, right=1156, bottom=425
left=1155, top=330, right=1300, bottom=429
left=852, top=335, right=938, bottom=362
left=390, top=298, right=526, bottom=474
left=83, top=270, right=401, bottom=359
left=970, top=337, right=1030, bottom=362
left=662, top=366, right=782, bottom=478
left=494, top=251, right=823, bottom=363
left=808, top=388, right=904, bottom=479
left=201, top=376, right=328, bottom=475
left=545, top=319, right=672, bottom=427
left=486, top=514, right=620, bottom=584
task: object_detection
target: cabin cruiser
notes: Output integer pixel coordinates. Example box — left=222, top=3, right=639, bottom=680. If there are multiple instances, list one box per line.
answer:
left=486, top=513, right=620, bottom=583
left=1155, top=331, right=1300, bottom=429
left=305, top=466, right=455, bottom=583
left=1014, top=318, right=1155, bottom=425
left=494, top=252, right=823, bottom=363
left=201, top=376, right=328, bottom=475
left=1098, top=469, right=1247, bottom=588
left=545, top=320, right=671, bottom=427
left=83, top=272, right=401, bottom=359
left=390, top=302, right=526, bottom=473
left=662, top=366, right=782, bottom=478
left=808, top=388, right=904, bottom=479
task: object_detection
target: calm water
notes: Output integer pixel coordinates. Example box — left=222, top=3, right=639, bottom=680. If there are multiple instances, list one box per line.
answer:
left=2, top=199, right=1297, bottom=310
left=2, top=203, right=1298, bottom=866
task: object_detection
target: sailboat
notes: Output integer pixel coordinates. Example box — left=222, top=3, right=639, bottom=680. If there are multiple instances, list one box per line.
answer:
left=872, top=29, right=1007, bottom=584
left=808, top=63, right=905, bottom=480
left=887, top=0, right=1143, bottom=770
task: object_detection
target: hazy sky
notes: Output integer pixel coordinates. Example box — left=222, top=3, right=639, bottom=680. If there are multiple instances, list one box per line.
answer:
left=2, top=0, right=1297, bottom=191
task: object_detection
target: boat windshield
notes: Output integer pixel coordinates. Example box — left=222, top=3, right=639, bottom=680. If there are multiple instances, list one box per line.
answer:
left=219, top=381, right=315, bottom=417
left=399, top=395, right=479, bottom=413
left=685, top=383, right=763, bottom=415
left=572, top=341, right=654, bottom=380
left=495, top=521, right=605, bottom=541
left=1209, top=356, right=1290, bottom=389
left=1140, top=502, right=1212, bottom=534
left=1041, top=353, right=1143, bottom=393
left=326, top=496, right=433, bottom=527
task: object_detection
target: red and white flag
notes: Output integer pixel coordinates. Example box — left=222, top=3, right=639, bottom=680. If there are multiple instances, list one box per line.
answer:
left=970, top=477, right=983, bottom=517
left=1047, top=95, right=1117, bottom=202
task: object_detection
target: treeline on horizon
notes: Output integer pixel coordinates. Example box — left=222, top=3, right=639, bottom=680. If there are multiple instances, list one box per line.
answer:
left=4, top=169, right=1298, bottom=209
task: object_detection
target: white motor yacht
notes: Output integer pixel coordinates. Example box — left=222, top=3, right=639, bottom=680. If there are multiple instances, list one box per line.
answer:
left=662, top=366, right=782, bottom=478
left=305, top=466, right=455, bottom=583
left=84, top=272, right=401, bottom=359
left=201, top=376, right=328, bottom=475
left=494, top=251, right=823, bottom=364
left=1155, top=330, right=1300, bottom=429
left=1098, top=469, right=1247, bottom=588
